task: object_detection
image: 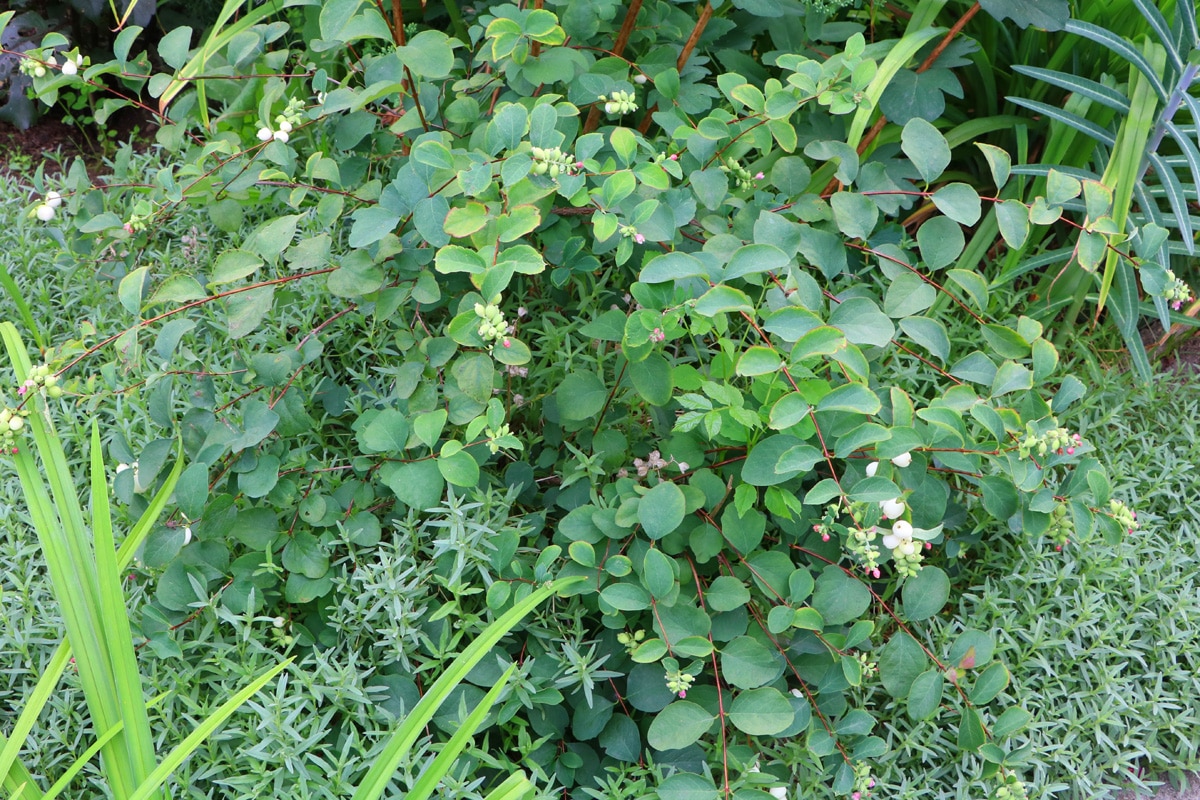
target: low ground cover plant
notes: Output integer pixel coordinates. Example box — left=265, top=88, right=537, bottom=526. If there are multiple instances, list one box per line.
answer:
left=1, top=0, right=1195, bottom=797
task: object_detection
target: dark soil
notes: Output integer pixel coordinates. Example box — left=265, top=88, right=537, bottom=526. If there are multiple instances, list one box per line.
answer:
left=0, top=105, right=158, bottom=177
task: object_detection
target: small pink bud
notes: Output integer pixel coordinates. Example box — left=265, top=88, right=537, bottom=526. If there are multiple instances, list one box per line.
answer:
left=575, top=161, right=584, bottom=169
left=1128, top=528, right=1134, bottom=534
left=124, top=222, right=135, bottom=234
left=821, top=533, right=830, bottom=542
left=1133, top=511, right=1137, bottom=519
left=1066, top=447, right=1075, bottom=455
left=853, top=794, right=861, bottom=800
left=502, top=338, right=512, bottom=348
left=634, top=233, right=646, bottom=244
left=813, top=525, right=821, bottom=532
left=1073, top=433, right=1082, bottom=442
left=1065, top=539, right=1070, bottom=545
left=16, top=385, right=26, bottom=396
left=1055, top=544, right=1062, bottom=551
left=10, top=447, right=16, bottom=455
left=668, top=153, right=678, bottom=161
left=678, top=690, right=686, bottom=698
left=925, top=542, right=932, bottom=550
left=871, top=568, right=880, bottom=579
left=869, top=782, right=875, bottom=789
left=754, top=172, right=764, bottom=180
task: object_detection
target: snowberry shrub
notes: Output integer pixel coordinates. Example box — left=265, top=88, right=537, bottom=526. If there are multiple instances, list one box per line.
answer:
left=3, top=1, right=1141, bottom=796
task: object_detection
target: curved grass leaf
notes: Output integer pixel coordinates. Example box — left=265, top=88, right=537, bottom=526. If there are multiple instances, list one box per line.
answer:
left=1130, top=0, right=1182, bottom=72
left=1011, top=66, right=1130, bottom=113
left=1064, top=20, right=1168, bottom=103
left=350, top=577, right=583, bottom=800
left=1006, top=97, right=1116, bottom=147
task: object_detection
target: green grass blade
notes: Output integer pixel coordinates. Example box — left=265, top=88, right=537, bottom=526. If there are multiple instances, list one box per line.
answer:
left=125, top=658, right=293, bottom=800
left=1130, top=0, right=1183, bottom=72
left=350, top=577, right=583, bottom=800
left=0, top=323, right=140, bottom=799
left=39, top=722, right=125, bottom=800
left=1065, top=20, right=1169, bottom=102
left=405, top=664, right=518, bottom=800
left=1177, top=0, right=1197, bottom=51
left=1011, top=66, right=1131, bottom=113
left=1006, top=97, right=1117, bottom=146
left=478, top=772, right=534, bottom=800
left=89, top=423, right=158, bottom=799
left=1096, top=42, right=1164, bottom=317
left=1145, top=150, right=1195, bottom=246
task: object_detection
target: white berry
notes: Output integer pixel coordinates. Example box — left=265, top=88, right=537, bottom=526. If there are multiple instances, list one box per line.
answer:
left=273, top=130, right=290, bottom=143
left=891, top=452, right=913, bottom=468
left=61, top=59, right=78, bottom=76
left=45, top=191, right=62, bottom=208
left=35, top=204, right=55, bottom=222
left=865, top=460, right=879, bottom=477
left=257, top=127, right=273, bottom=142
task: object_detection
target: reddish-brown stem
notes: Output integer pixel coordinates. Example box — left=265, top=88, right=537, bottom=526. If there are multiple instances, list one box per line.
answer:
left=636, top=1, right=714, bottom=134
left=583, top=0, right=645, bottom=134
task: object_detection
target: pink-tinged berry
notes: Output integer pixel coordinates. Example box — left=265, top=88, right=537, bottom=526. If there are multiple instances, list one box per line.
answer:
left=124, top=222, right=135, bottom=235
left=853, top=794, right=861, bottom=800
left=871, top=568, right=880, bottom=579
left=678, top=690, right=686, bottom=699
left=1066, top=446, right=1075, bottom=455
left=754, top=172, right=764, bottom=180
left=633, top=233, right=646, bottom=244
left=821, top=533, right=830, bottom=542
left=502, top=338, right=512, bottom=348
left=1055, top=544, right=1062, bottom=551
left=925, top=542, right=932, bottom=550
left=668, top=153, right=678, bottom=161
left=10, top=447, right=16, bottom=455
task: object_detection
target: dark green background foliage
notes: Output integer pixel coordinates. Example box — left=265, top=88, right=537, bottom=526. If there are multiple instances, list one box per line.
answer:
left=4, top=0, right=1196, bottom=797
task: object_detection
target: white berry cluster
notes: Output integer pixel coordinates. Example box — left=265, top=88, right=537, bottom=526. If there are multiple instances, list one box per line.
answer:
left=599, top=90, right=638, bottom=116
left=530, top=146, right=578, bottom=178
left=257, top=97, right=305, bottom=144
left=32, top=191, right=64, bottom=223
left=882, top=520, right=924, bottom=577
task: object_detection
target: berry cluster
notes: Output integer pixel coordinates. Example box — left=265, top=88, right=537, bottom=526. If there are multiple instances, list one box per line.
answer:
left=530, top=146, right=578, bottom=178
left=599, top=90, right=638, bottom=116
left=20, top=364, right=62, bottom=399
left=474, top=300, right=509, bottom=345
left=882, top=520, right=925, bottom=577
left=849, top=761, right=876, bottom=800
left=1017, top=424, right=1079, bottom=459
left=257, top=97, right=306, bottom=144
left=32, top=191, right=64, bottom=223
left=993, top=775, right=1028, bottom=800
left=720, top=158, right=764, bottom=191
left=1049, top=502, right=1073, bottom=549
left=1162, top=269, right=1193, bottom=311
left=663, top=660, right=696, bottom=698
left=1109, top=498, right=1137, bottom=534
left=617, top=629, right=645, bottom=654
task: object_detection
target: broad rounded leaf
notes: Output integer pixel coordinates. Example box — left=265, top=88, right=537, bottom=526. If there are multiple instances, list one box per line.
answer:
left=638, top=481, right=686, bottom=539
left=902, top=566, right=950, bottom=621
left=646, top=701, right=714, bottom=751
left=728, top=687, right=794, bottom=736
